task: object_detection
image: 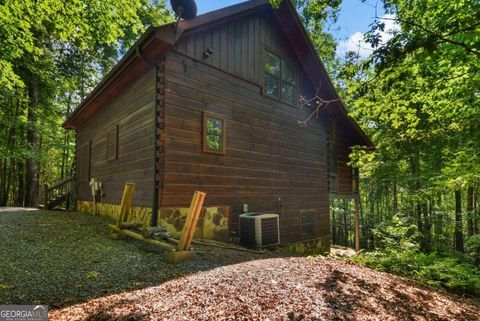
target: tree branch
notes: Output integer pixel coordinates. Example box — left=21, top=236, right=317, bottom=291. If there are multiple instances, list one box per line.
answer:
left=377, top=16, right=480, bottom=57
left=298, top=88, right=339, bottom=126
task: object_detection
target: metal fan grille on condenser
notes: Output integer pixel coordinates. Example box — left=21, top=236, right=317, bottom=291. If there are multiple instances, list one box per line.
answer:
left=170, top=0, right=197, bottom=20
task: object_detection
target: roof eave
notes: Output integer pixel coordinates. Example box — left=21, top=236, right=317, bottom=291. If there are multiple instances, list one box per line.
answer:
left=273, top=1, right=374, bottom=148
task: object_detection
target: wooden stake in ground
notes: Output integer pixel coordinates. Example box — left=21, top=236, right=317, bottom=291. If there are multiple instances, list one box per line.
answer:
left=117, top=182, right=135, bottom=225
left=178, top=191, right=206, bottom=251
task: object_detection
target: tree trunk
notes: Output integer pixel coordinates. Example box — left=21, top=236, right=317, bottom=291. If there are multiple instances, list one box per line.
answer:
left=433, top=192, right=443, bottom=251
left=25, top=79, right=39, bottom=207
left=60, top=95, right=72, bottom=180
left=343, top=199, right=349, bottom=246
left=0, top=99, right=20, bottom=206
left=423, top=201, right=432, bottom=252
left=331, top=199, right=336, bottom=245
left=369, top=188, right=375, bottom=248
left=454, top=189, right=464, bottom=252
left=393, top=181, right=398, bottom=214
left=0, top=159, right=7, bottom=206
left=16, top=161, right=25, bottom=206
left=409, top=152, right=426, bottom=250
left=475, top=187, right=479, bottom=235
left=467, top=185, right=474, bottom=237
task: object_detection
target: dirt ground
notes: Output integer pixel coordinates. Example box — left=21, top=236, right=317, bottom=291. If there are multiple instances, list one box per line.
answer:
left=1, top=209, right=479, bottom=320
left=51, top=257, right=480, bottom=321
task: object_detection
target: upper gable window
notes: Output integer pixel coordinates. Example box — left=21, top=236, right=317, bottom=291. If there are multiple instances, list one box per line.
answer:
left=263, top=50, right=297, bottom=104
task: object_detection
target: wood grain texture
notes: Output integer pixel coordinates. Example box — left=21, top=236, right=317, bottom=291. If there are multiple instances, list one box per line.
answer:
left=74, top=6, right=360, bottom=245
left=163, top=45, right=332, bottom=243
left=76, top=67, right=156, bottom=206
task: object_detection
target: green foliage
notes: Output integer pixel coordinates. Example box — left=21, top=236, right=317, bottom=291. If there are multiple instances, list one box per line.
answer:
left=336, top=0, right=480, bottom=258
left=466, top=235, right=480, bottom=265
left=371, top=215, right=419, bottom=251
left=351, top=214, right=480, bottom=296
left=0, top=0, right=172, bottom=205
left=294, top=0, right=342, bottom=73
left=270, top=0, right=342, bottom=74
left=354, top=244, right=480, bottom=296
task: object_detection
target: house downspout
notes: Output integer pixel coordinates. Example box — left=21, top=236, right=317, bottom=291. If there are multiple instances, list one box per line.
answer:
left=136, top=46, right=162, bottom=227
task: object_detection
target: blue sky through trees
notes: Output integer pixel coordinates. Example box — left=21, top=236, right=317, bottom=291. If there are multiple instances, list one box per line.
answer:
left=167, top=0, right=390, bottom=58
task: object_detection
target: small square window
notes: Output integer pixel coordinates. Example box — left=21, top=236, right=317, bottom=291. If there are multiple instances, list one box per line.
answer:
left=203, top=113, right=226, bottom=154
left=107, top=125, right=118, bottom=161
left=301, top=210, right=315, bottom=238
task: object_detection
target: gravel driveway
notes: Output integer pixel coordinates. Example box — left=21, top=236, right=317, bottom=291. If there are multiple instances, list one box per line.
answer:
left=0, top=209, right=272, bottom=307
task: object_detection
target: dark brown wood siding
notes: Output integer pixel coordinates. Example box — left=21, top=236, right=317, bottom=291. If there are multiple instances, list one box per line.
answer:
left=336, top=145, right=353, bottom=195
left=162, top=36, right=330, bottom=243
left=175, top=10, right=301, bottom=87
left=334, top=119, right=354, bottom=195
left=76, top=66, right=156, bottom=206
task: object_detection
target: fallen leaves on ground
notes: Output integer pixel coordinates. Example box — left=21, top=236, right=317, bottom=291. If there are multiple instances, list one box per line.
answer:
left=51, top=257, right=480, bottom=321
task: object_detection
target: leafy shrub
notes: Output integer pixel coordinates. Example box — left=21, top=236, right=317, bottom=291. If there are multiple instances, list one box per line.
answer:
left=354, top=250, right=480, bottom=296
left=371, top=215, right=419, bottom=252
left=352, top=215, right=480, bottom=296
left=466, top=234, right=480, bottom=265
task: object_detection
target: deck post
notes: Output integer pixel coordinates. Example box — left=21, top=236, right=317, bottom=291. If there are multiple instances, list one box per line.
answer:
left=352, top=168, right=360, bottom=251
left=354, top=197, right=360, bottom=251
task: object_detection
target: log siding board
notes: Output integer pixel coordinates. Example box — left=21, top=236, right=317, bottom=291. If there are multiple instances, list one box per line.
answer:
left=76, top=67, right=156, bottom=206
left=334, top=119, right=355, bottom=195
left=175, top=10, right=299, bottom=87
left=163, top=42, right=331, bottom=243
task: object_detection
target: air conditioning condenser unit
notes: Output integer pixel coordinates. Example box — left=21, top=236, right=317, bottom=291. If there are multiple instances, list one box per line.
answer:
left=239, top=212, right=280, bottom=248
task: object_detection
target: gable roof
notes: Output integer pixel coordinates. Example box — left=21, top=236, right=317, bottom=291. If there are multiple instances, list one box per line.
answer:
left=64, top=0, right=373, bottom=147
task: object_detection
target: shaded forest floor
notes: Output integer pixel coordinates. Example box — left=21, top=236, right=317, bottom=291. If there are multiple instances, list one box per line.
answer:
left=51, top=257, right=480, bottom=321
left=1, top=209, right=479, bottom=320
left=0, top=209, right=278, bottom=307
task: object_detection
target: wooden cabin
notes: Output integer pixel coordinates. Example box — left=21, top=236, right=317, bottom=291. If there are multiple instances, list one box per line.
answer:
left=63, top=0, right=373, bottom=254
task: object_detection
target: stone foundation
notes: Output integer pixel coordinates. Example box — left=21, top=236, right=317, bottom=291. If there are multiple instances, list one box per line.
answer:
left=280, top=236, right=331, bottom=256
left=77, top=201, right=230, bottom=242
left=77, top=200, right=331, bottom=253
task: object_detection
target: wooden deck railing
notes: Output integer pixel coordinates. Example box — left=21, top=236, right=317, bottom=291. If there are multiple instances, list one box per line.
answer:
left=43, top=177, right=74, bottom=210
